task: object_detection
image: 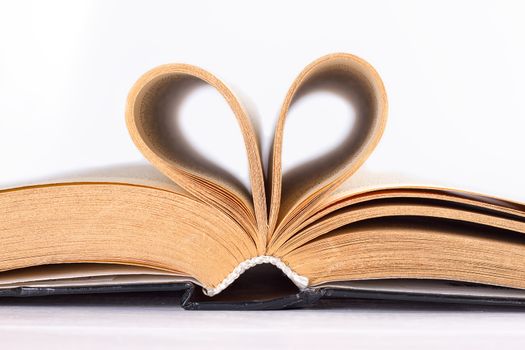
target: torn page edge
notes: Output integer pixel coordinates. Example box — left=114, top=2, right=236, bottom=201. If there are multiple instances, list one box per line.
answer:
left=203, top=255, right=309, bottom=297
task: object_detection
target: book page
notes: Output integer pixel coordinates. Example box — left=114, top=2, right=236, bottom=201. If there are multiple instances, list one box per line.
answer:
left=0, top=264, right=196, bottom=288
left=329, top=166, right=525, bottom=208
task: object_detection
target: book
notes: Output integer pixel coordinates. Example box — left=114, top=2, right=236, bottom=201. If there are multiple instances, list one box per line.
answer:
left=1, top=53, right=525, bottom=310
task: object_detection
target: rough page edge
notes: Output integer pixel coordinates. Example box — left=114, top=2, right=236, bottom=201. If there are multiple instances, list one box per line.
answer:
left=203, top=256, right=309, bottom=297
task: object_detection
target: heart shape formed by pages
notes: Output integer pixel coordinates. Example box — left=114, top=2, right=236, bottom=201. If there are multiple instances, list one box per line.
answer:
left=126, top=53, right=387, bottom=251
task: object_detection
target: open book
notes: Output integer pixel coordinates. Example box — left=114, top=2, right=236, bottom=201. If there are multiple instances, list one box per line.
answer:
left=2, top=53, right=525, bottom=310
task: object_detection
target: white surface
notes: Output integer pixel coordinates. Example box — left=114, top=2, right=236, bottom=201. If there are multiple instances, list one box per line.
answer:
left=2, top=298, right=525, bottom=349
left=1, top=0, right=525, bottom=347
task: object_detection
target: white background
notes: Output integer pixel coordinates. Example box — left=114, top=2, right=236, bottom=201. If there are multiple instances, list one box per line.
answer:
left=1, top=0, right=525, bottom=348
